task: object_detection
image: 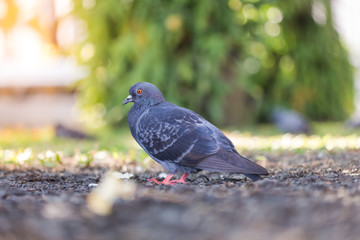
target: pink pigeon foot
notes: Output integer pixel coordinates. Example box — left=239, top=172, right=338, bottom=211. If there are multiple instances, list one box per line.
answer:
left=147, top=173, right=189, bottom=185
left=168, top=173, right=188, bottom=185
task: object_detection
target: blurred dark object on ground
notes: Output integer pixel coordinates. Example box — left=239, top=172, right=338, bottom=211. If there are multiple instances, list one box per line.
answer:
left=271, top=106, right=311, bottom=134
left=345, top=113, right=360, bottom=128
left=55, top=123, right=94, bottom=140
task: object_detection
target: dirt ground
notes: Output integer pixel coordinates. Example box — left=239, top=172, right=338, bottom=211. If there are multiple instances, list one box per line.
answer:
left=0, top=150, right=359, bottom=240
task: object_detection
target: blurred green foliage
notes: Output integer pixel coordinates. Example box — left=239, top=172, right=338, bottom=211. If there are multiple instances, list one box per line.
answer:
left=73, top=0, right=354, bottom=127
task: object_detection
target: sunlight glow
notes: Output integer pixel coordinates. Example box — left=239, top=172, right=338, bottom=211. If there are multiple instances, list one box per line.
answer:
left=0, top=30, right=4, bottom=57
left=228, top=0, right=242, bottom=11
left=0, top=0, right=7, bottom=19
left=227, top=132, right=360, bottom=151
left=82, top=0, right=96, bottom=10
left=312, top=0, right=327, bottom=25
left=264, top=22, right=280, bottom=37
left=0, top=0, right=82, bottom=62
left=16, top=148, right=32, bottom=164
left=54, top=0, right=73, bottom=17
left=267, top=7, right=283, bottom=24
left=7, top=26, right=43, bottom=61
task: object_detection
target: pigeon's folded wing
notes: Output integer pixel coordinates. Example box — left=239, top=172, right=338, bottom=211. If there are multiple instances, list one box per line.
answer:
left=136, top=103, right=268, bottom=175
left=136, top=105, right=220, bottom=164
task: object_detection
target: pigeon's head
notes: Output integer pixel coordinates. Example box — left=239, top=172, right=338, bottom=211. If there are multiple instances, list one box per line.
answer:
left=123, top=82, right=166, bottom=106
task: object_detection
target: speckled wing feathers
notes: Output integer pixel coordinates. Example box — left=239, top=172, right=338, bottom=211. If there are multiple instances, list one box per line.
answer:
left=136, top=104, right=220, bottom=165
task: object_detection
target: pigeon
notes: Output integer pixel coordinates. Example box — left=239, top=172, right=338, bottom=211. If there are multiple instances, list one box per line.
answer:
left=123, top=82, right=268, bottom=185
left=270, top=106, right=311, bottom=134
left=345, top=112, right=360, bottom=129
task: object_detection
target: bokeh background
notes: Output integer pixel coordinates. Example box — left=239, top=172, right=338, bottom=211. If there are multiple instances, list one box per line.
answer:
left=0, top=0, right=359, bottom=130
left=1, top=3, right=360, bottom=240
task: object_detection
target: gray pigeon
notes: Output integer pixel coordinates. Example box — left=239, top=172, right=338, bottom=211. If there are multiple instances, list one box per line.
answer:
left=123, top=82, right=268, bottom=185
left=270, top=106, right=311, bottom=134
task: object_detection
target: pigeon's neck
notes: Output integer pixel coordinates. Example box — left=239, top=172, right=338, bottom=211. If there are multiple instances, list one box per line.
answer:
left=128, top=100, right=166, bottom=127
left=136, top=98, right=165, bottom=110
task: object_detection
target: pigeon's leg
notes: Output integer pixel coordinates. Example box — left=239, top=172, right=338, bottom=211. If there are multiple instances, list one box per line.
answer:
left=147, top=177, right=161, bottom=184
left=168, top=173, right=189, bottom=185
left=148, top=174, right=174, bottom=185
left=161, top=174, right=178, bottom=185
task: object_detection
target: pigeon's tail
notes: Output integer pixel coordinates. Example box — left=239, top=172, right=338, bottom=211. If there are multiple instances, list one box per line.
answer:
left=194, top=148, right=268, bottom=179
left=243, top=174, right=262, bottom=181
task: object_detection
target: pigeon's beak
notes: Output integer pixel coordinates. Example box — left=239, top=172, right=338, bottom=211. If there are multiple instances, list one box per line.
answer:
left=122, top=95, right=134, bottom=105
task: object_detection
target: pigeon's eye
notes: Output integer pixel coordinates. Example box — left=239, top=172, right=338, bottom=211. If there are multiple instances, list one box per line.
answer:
left=137, top=89, right=142, bottom=94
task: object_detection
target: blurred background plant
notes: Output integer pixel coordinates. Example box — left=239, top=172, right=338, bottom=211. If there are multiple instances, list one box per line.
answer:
left=72, top=0, right=354, bottom=127
left=1, top=0, right=360, bottom=161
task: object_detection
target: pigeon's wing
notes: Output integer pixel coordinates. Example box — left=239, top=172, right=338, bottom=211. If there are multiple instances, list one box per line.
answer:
left=136, top=104, right=220, bottom=165
left=136, top=103, right=268, bottom=175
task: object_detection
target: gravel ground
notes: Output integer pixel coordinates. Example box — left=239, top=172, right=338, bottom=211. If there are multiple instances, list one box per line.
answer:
left=0, top=150, right=359, bottom=240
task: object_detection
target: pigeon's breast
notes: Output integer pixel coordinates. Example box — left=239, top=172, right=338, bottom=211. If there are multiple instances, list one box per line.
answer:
left=136, top=111, right=187, bottom=157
